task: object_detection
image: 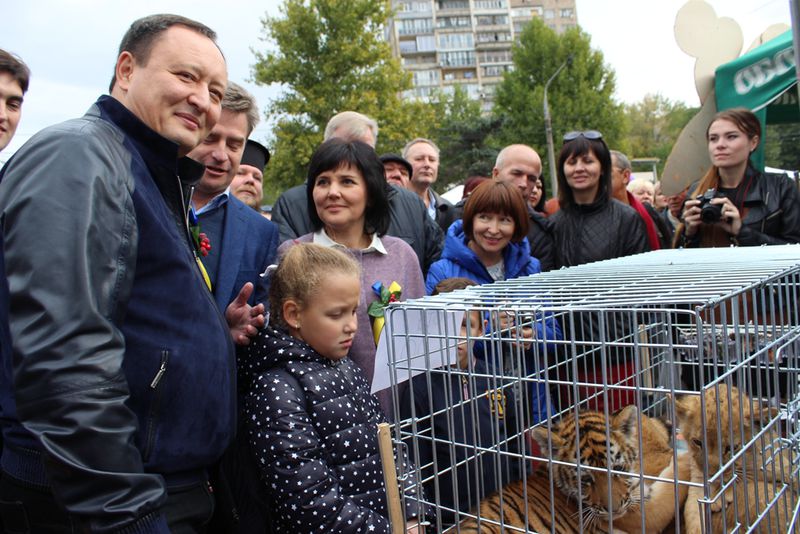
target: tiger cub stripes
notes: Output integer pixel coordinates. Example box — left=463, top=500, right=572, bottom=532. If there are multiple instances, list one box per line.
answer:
left=457, top=406, right=688, bottom=533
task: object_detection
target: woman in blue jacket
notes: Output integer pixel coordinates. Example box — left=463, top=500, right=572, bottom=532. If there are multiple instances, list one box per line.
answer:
left=426, top=179, right=540, bottom=292
left=425, top=180, right=559, bottom=426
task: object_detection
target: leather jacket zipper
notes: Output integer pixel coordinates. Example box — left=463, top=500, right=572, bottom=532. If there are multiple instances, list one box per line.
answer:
left=144, top=350, right=169, bottom=462
left=150, top=352, right=168, bottom=389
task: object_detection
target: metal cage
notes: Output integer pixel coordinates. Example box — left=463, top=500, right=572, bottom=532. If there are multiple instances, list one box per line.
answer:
left=384, top=246, right=800, bottom=533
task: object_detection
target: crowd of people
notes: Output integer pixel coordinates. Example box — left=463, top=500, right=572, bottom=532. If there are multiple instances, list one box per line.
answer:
left=0, top=12, right=798, bottom=534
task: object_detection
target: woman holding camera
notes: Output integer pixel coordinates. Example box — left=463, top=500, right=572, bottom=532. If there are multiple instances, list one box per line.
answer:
left=677, top=108, right=800, bottom=247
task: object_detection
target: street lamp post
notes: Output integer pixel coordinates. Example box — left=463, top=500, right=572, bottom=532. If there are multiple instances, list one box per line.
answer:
left=543, top=56, right=571, bottom=196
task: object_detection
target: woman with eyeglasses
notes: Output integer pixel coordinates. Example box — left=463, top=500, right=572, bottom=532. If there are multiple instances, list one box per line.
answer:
left=551, top=130, right=650, bottom=268
left=550, top=131, right=649, bottom=414
left=676, top=108, right=800, bottom=248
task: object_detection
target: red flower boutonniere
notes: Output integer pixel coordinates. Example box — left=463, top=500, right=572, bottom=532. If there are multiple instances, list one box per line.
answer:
left=188, top=208, right=212, bottom=257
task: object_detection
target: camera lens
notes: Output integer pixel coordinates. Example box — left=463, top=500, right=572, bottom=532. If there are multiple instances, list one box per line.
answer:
left=700, top=203, right=722, bottom=223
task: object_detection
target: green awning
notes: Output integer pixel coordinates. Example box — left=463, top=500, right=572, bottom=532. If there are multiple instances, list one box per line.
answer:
left=715, top=30, right=798, bottom=170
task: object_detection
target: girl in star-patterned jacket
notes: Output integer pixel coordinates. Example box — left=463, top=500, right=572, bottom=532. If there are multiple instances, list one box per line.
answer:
left=239, top=243, right=423, bottom=533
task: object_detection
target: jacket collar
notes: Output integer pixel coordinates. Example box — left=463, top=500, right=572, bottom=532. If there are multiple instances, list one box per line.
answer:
left=94, top=95, right=205, bottom=185
left=442, top=219, right=531, bottom=280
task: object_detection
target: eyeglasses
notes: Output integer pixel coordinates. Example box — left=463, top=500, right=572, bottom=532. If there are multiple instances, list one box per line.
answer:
left=563, top=130, right=603, bottom=142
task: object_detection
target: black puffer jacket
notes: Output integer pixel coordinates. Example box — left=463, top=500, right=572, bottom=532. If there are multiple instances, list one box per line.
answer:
left=240, top=327, right=420, bottom=533
left=551, top=198, right=650, bottom=268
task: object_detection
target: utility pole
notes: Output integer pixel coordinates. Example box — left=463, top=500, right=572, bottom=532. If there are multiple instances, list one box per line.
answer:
left=543, top=56, right=571, bottom=196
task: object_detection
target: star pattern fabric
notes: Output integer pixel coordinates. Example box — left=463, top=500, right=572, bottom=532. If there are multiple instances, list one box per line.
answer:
left=239, top=326, right=420, bottom=533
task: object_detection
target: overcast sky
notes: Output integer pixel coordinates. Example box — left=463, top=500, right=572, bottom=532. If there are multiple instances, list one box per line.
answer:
left=0, top=0, right=791, bottom=162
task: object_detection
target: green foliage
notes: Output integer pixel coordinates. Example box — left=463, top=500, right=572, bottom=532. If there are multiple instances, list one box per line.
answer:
left=253, top=0, right=436, bottom=193
left=622, top=93, right=697, bottom=174
left=428, top=86, right=500, bottom=190
left=764, top=123, right=800, bottom=170
left=493, top=18, right=624, bottom=180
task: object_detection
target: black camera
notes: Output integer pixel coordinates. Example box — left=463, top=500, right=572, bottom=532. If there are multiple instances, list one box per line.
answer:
left=697, top=188, right=724, bottom=223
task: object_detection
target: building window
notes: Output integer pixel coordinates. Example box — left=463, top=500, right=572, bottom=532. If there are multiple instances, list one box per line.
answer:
left=436, top=15, right=470, bottom=29
left=398, top=18, right=433, bottom=35
left=413, top=69, right=440, bottom=85
left=397, top=1, right=432, bottom=13
left=399, top=40, right=417, bottom=53
left=475, top=14, right=508, bottom=25
left=438, top=32, right=474, bottom=49
left=478, top=49, right=511, bottom=63
left=476, top=31, right=511, bottom=42
left=560, top=8, right=573, bottom=18
left=463, top=83, right=481, bottom=98
left=473, top=0, right=506, bottom=9
left=482, top=64, right=508, bottom=77
left=437, top=0, right=469, bottom=10
left=417, top=34, right=436, bottom=51
left=439, top=50, right=476, bottom=67
left=463, top=70, right=475, bottom=79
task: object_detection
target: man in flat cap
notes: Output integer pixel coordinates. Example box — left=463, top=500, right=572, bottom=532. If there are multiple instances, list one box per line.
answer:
left=230, top=139, right=269, bottom=211
left=380, top=153, right=412, bottom=189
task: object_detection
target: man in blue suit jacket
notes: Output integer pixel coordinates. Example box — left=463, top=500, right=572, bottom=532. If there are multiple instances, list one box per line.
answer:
left=188, top=82, right=279, bottom=312
left=188, top=82, right=279, bottom=532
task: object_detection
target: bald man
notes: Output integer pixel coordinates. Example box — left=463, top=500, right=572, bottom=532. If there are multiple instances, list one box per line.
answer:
left=492, top=145, right=555, bottom=271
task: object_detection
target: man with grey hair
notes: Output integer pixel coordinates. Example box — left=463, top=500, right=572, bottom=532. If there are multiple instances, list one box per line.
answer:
left=403, top=137, right=457, bottom=232
left=610, top=149, right=667, bottom=249
left=0, top=49, right=29, bottom=152
left=0, top=14, right=234, bottom=532
left=188, top=82, right=279, bottom=311
left=271, top=111, right=444, bottom=272
left=323, top=110, right=378, bottom=146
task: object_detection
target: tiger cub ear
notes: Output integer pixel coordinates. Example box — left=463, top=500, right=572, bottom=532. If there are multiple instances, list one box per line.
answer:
left=613, top=405, right=639, bottom=439
left=532, top=423, right=566, bottom=454
left=751, top=401, right=780, bottom=428
left=673, top=394, right=698, bottom=423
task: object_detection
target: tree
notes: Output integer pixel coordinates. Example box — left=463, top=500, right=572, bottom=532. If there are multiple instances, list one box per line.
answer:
left=764, top=123, right=800, bottom=170
left=493, top=18, right=624, bottom=180
left=429, top=86, right=500, bottom=190
left=622, top=94, right=696, bottom=174
left=253, top=0, right=435, bottom=197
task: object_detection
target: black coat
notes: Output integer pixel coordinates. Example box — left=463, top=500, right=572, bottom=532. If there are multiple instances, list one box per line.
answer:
left=240, top=327, right=420, bottom=533
left=551, top=198, right=650, bottom=268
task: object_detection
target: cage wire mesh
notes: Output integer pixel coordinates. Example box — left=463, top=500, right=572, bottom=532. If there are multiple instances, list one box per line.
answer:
left=383, top=246, right=800, bottom=533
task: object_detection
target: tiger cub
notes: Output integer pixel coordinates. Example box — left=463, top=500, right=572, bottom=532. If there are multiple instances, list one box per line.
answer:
left=675, top=385, right=796, bottom=534
left=457, top=405, right=689, bottom=533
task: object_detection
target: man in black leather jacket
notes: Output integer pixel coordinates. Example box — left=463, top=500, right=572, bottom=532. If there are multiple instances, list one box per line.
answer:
left=0, top=15, right=235, bottom=533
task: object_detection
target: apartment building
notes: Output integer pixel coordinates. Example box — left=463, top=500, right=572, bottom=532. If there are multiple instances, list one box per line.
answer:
left=388, top=0, right=577, bottom=111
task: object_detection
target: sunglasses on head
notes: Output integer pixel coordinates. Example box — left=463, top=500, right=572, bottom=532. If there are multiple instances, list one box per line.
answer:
left=562, top=130, right=603, bottom=142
